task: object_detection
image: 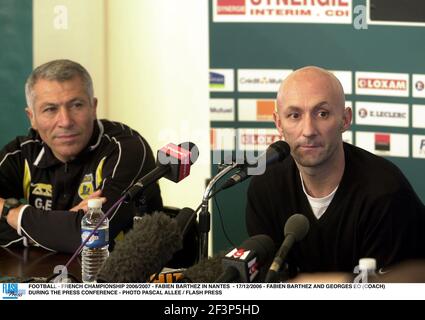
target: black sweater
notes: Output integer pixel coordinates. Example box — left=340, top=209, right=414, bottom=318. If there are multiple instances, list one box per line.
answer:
left=246, top=143, right=425, bottom=272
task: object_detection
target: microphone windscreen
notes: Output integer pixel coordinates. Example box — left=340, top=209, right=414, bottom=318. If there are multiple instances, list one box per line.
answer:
left=97, top=212, right=183, bottom=283
left=284, top=214, right=310, bottom=242
left=179, top=254, right=224, bottom=283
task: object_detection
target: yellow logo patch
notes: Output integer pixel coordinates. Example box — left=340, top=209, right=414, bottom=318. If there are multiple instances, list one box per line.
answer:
left=78, top=174, right=94, bottom=199
left=31, top=183, right=53, bottom=197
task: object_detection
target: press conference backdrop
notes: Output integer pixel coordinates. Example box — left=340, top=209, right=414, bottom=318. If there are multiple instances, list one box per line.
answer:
left=0, top=0, right=32, bottom=147
left=209, top=0, right=425, bottom=253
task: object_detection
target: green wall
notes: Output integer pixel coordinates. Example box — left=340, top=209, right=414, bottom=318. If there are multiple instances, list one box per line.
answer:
left=0, top=0, right=32, bottom=147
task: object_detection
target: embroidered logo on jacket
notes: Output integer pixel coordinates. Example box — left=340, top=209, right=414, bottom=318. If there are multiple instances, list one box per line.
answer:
left=78, top=174, right=95, bottom=199
left=31, top=183, right=53, bottom=197
left=30, top=183, right=53, bottom=210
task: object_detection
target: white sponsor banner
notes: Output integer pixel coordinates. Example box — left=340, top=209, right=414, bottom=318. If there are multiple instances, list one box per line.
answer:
left=342, top=130, right=352, bottom=144
left=355, top=72, right=409, bottom=97
left=211, top=128, right=236, bottom=150
left=213, top=0, right=352, bottom=24
left=209, top=99, right=235, bottom=121
left=331, top=70, right=352, bottom=95
left=355, top=102, right=409, bottom=127
left=238, top=69, right=291, bottom=92
left=209, top=69, right=234, bottom=92
left=356, top=131, right=409, bottom=158
left=238, top=99, right=275, bottom=121
left=238, top=128, right=281, bottom=151
left=412, top=135, right=425, bottom=159
left=412, top=74, right=425, bottom=98
left=412, top=105, right=425, bottom=128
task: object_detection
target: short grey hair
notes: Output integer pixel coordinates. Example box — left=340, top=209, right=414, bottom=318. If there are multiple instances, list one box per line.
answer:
left=25, top=59, right=94, bottom=108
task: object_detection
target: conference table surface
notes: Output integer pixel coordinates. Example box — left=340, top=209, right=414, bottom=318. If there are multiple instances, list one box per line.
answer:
left=0, top=246, right=81, bottom=282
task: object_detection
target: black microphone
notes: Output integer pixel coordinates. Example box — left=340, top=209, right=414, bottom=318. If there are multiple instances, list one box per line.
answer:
left=125, top=142, right=199, bottom=201
left=265, top=214, right=310, bottom=283
left=220, top=140, right=290, bottom=191
left=214, top=234, right=275, bottom=283
left=97, top=212, right=186, bottom=283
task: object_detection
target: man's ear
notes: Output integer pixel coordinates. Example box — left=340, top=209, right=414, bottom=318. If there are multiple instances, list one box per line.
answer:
left=25, top=107, right=37, bottom=130
left=92, top=98, right=98, bottom=118
left=341, top=107, right=352, bottom=132
left=273, top=111, right=284, bottom=136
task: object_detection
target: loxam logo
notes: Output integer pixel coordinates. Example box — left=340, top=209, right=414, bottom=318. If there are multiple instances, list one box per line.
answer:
left=31, top=183, right=52, bottom=197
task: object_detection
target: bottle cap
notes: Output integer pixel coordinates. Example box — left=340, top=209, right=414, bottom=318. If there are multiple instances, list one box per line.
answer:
left=88, top=199, right=103, bottom=209
left=359, top=258, right=376, bottom=271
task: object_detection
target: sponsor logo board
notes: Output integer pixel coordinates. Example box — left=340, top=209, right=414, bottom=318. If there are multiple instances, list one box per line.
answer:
left=356, top=131, right=409, bottom=158
left=213, top=0, right=352, bottom=24
left=211, top=128, right=236, bottom=150
left=412, top=104, right=425, bottom=128
left=238, top=99, right=275, bottom=121
left=412, top=135, right=425, bottom=159
left=210, top=69, right=234, bottom=92
left=355, top=102, right=409, bottom=127
left=413, top=74, right=425, bottom=98
left=238, top=128, right=281, bottom=151
left=238, top=69, right=292, bottom=92
left=210, top=99, right=235, bottom=121
left=355, top=72, right=409, bottom=97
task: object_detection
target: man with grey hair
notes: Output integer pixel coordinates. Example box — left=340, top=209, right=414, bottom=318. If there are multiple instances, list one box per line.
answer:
left=0, top=59, right=162, bottom=253
left=246, top=66, right=425, bottom=276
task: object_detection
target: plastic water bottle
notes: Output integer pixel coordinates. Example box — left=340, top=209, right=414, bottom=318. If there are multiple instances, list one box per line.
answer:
left=354, top=257, right=377, bottom=283
left=81, top=198, right=109, bottom=283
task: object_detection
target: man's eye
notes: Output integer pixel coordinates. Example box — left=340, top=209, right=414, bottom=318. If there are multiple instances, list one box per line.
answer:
left=318, top=111, right=329, bottom=118
left=72, top=102, right=83, bottom=108
left=288, top=113, right=300, bottom=119
left=43, top=107, right=57, bottom=113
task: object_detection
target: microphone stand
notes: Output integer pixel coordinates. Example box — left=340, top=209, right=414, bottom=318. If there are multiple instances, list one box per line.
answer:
left=199, top=163, right=239, bottom=261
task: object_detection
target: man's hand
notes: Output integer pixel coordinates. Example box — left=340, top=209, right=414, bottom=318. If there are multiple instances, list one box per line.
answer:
left=3, top=205, right=26, bottom=230
left=70, top=190, right=106, bottom=213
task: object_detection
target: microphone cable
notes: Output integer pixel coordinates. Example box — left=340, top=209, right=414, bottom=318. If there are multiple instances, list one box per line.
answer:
left=213, top=195, right=237, bottom=249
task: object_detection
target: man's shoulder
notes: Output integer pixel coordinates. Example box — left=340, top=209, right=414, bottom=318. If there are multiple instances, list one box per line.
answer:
left=98, top=119, right=150, bottom=146
left=344, top=143, right=414, bottom=194
left=99, top=119, right=140, bottom=137
left=1, top=129, right=42, bottom=154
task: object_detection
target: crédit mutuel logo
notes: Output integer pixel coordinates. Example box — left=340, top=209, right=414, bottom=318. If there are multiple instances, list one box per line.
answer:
left=2, top=283, right=26, bottom=300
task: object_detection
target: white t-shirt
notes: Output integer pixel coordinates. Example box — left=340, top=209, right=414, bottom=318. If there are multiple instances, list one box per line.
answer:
left=300, top=173, right=338, bottom=220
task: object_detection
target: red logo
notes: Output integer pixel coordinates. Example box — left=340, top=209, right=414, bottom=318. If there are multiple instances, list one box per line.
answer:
left=375, top=133, right=390, bottom=151
left=233, top=248, right=246, bottom=258
left=217, top=0, right=246, bottom=15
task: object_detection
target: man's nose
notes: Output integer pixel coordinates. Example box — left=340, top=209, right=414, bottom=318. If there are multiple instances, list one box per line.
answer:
left=302, top=115, right=317, bottom=137
left=57, top=107, right=73, bottom=127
